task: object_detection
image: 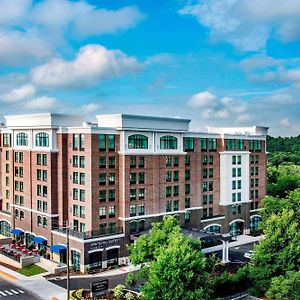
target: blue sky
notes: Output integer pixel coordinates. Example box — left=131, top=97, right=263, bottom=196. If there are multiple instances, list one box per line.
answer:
left=1, top=0, right=300, bottom=136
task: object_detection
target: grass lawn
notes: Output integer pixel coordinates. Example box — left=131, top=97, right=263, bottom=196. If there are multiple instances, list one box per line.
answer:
left=17, top=264, right=47, bottom=276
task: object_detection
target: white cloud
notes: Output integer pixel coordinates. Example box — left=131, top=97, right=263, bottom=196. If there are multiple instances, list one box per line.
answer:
left=279, top=118, right=291, bottom=127
left=187, top=91, right=247, bottom=120
left=81, top=102, right=101, bottom=114
left=2, top=84, right=36, bottom=102
left=188, top=91, right=216, bottom=108
left=0, top=0, right=30, bottom=25
left=0, top=31, right=51, bottom=65
left=24, top=96, right=57, bottom=110
left=179, top=0, right=300, bottom=51
left=31, top=44, right=142, bottom=88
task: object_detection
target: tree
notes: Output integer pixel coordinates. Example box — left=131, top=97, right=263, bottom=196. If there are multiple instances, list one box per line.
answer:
left=250, top=189, right=300, bottom=293
left=128, top=216, right=181, bottom=265
left=140, top=233, right=210, bottom=300
left=266, top=271, right=300, bottom=300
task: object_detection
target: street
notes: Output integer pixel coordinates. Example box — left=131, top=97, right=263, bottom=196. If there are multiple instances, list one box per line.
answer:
left=0, top=277, right=42, bottom=299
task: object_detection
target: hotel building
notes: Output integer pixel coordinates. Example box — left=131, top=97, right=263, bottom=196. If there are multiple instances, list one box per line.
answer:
left=0, top=113, right=268, bottom=272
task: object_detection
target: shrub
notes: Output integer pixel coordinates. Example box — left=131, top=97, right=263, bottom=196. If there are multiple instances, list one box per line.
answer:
left=125, top=272, right=136, bottom=288
left=125, top=291, right=135, bottom=300
left=114, top=284, right=125, bottom=299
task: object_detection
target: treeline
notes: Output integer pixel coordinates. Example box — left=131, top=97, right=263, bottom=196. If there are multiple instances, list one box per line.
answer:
left=267, top=135, right=300, bottom=166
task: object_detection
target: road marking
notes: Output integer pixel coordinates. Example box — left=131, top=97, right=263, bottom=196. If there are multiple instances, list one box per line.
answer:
left=10, top=289, right=19, bottom=294
left=0, top=271, right=16, bottom=281
left=4, top=291, right=13, bottom=296
left=17, top=289, right=24, bottom=294
left=0, top=291, right=6, bottom=296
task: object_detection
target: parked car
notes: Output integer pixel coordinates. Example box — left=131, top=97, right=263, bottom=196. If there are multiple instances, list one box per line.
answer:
left=244, top=250, right=254, bottom=259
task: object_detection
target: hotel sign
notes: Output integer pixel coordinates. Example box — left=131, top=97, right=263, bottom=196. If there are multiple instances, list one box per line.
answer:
left=90, top=279, right=108, bottom=297
left=88, top=238, right=121, bottom=251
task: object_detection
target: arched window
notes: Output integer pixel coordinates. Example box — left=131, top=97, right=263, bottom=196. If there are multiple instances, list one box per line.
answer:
left=206, top=225, right=221, bottom=234
left=138, top=220, right=145, bottom=232
left=160, top=135, right=178, bottom=149
left=129, top=221, right=137, bottom=233
left=250, top=216, right=262, bottom=233
left=43, top=217, right=48, bottom=227
left=36, top=132, right=49, bottom=147
left=16, top=132, right=28, bottom=146
left=0, top=220, right=11, bottom=237
left=37, top=215, right=42, bottom=226
left=128, top=134, right=148, bottom=149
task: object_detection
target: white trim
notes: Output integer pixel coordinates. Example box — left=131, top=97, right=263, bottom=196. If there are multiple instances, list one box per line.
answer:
left=229, top=219, right=245, bottom=225
left=250, top=208, right=263, bottom=212
left=70, top=248, right=81, bottom=253
left=250, top=214, right=262, bottom=219
left=201, top=216, right=225, bottom=223
left=51, top=231, right=125, bottom=244
left=11, top=205, right=59, bottom=218
left=106, top=245, right=120, bottom=251
left=0, top=219, right=11, bottom=225
left=88, top=248, right=104, bottom=254
left=185, top=206, right=203, bottom=211
left=203, top=224, right=221, bottom=230
left=119, top=210, right=187, bottom=221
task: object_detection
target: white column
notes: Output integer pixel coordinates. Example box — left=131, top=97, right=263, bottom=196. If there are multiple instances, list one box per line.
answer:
left=221, top=240, right=230, bottom=264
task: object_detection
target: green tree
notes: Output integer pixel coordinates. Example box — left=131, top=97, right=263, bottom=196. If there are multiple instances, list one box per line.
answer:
left=266, top=271, right=300, bottom=300
left=250, top=190, right=300, bottom=293
left=140, top=233, right=210, bottom=300
left=128, top=216, right=181, bottom=265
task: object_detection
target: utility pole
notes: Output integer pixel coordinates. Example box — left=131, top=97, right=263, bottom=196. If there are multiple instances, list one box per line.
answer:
left=66, top=220, right=70, bottom=300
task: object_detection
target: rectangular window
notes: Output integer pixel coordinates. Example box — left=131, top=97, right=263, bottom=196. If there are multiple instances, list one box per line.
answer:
left=138, top=203, right=145, bottom=215
left=130, top=188, right=136, bottom=201
left=237, top=180, right=241, bottom=189
left=6, top=151, right=9, bottom=160
left=185, top=170, right=190, bottom=181
left=202, top=195, right=208, bottom=205
left=73, top=188, right=78, bottom=200
left=73, top=205, right=79, bottom=217
left=173, top=200, right=179, bottom=211
left=42, top=170, right=47, bottom=181
left=73, top=134, right=79, bottom=150
left=79, top=156, right=85, bottom=168
left=185, top=155, right=190, bottom=167
left=255, top=178, right=259, bottom=187
left=99, top=156, right=106, bottom=168
left=108, top=189, right=115, bottom=201
left=237, top=168, right=242, bottom=177
left=42, top=154, right=47, bottom=166
left=6, top=176, right=9, bottom=187
left=232, top=180, right=236, bottom=190
left=99, top=190, right=106, bottom=202
left=227, top=139, right=235, bottom=150
left=138, top=172, right=145, bottom=184
left=166, top=201, right=172, bottom=212
left=19, top=152, right=23, bottom=163
left=73, top=155, right=78, bottom=167
left=208, top=138, right=217, bottom=151
left=173, top=156, right=179, bottom=167
left=255, top=167, right=259, bottom=176
left=209, top=168, right=213, bottom=178
left=185, top=198, right=190, bottom=208
left=37, top=169, right=42, bottom=180
left=249, top=140, right=254, bottom=151
left=202, top=182, right=208, bottom=192
left=99, top=207, right=106, bottom=219
left=130, top=173, right=137, bottom=185
left=80, top=223, right=85, bottom=232
left=108, top=206, right=115, bottom=218
left=130, top=156, right=136, bottom=168
left=43, top=201, right=47, bottom=212
left=173, top=171, right=179, bottom=182
left=130, top=205, right=136, bottom=216
left=208, top=155, right=214, bottom=165
left=99, top=173, right=106, bottom=185
left=201, top=139, right=207, bottom=151
left=166, top=171, right=172, bottom=182
left=232, top=168, right=236, bottom=177
left=108, top=134, right=115, bottom=150
left=79, top=173, right=85, bottom=184
left=208, top=194, right=214, bottom=204
left=43, top=186, right=47, bottom=197
left=202, top=155, right=207, bottom=165
left=14, top=152, right=18, bottom=162
left=73, top=172, right=78, bottom=184
left=237, top=139, right=244, bottom=150
left=250, top=166, right=255, bottom=176
left=232, top=193, right=236, bottom=202
left=138, top=156, right=145, bottom=168
left=20, top=181, right=24, bottom=192
left=37, top=154, right=41, bottom=165
left=166, top=186, right=172, bottom=197
left=237, top=192, right=241, bottom=201
left=108, top=157, right=115, bottom=168
left=37, top=184, right=42, bottom=196
left=183, top=137, right=194, bottom=151
left=99, top=223, right=106, bottom=235
left=208, top=181, right=213, bottom=191
left=109, top=223, right=116, bottom=234
left=20, top=167, right=24, bottom=177
left=99, top=134, right=106, bottom=150
left=232, top=155, right=236, bottom=165
left=79, top=134, right=85, bottom=151
left=255, top=155, right=259, bottom=163
left=185, top=184, right=190, bottom=195
left=3, top=134, right=11, bottom=147
left=237, top=155, right=242, bottom=165
left=138, top=188, right=145, bottom=200
left=108, top=173, right=115, bottom=185
left=80, top=206, right=85, bottom=218
left=173, top=185, right=179, bottom=196
left=202, top=168, right=208, bottom=178
left=166, top=156, right=172, bottom=167
left=79, top=189, right=85, bottom=201
left=37, top=200, right=42, bottom=211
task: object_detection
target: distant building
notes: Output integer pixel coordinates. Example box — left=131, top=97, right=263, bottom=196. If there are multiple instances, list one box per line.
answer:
left=0, top=113, right=268, bottom=272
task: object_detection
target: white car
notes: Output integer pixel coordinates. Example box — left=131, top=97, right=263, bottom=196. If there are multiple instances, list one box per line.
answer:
left=244, top=250, right=254, bottom=259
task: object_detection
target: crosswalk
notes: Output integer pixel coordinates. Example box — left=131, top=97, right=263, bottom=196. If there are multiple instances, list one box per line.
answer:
left=0, top=289, right=25, bottom=297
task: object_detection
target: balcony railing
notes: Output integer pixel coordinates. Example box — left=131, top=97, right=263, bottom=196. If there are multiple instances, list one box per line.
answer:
left=52, top=226, right=123, bottom=240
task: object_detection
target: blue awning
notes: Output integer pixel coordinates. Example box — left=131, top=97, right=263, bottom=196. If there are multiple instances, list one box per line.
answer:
left=33, top=236, right=47, bottom=244
left=11, top=229, right=24, bottom=236
left=50, top=244, right=67, bottom=253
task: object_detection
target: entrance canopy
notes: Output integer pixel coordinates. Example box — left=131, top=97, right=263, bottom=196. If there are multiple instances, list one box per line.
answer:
left=50, top=244, right=67, bottom=253
left=33, top=236, right=47, bottom=244
left=11, top=229, right=24, bottom=236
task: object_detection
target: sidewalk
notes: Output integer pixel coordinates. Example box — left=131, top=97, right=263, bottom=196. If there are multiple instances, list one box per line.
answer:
left=0, top=264, right=67, bottom=300
left=202, top=234, right=265, bottom=254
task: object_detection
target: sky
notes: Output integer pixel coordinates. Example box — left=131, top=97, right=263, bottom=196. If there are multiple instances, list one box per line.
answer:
left=1, top=0, right=300, bottom=136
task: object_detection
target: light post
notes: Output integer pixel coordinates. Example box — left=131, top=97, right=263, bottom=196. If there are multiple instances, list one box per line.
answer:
left=66, top=221, right=70, bottom=300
